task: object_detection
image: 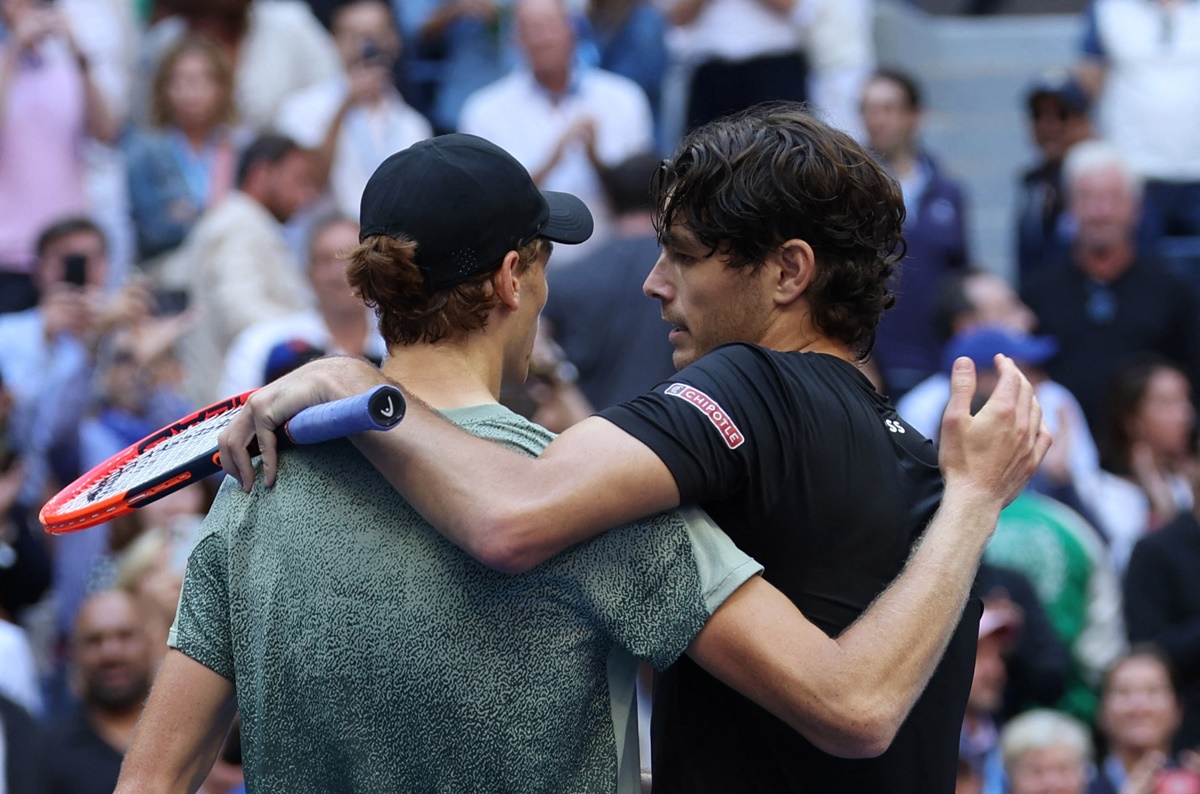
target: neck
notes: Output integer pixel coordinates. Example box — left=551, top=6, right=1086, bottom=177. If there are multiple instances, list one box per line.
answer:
left=1076, top=240, right=1135, bottom=283
left=760, top=308, right=856, bottom=363
left=882, top=148, right=919, bottom=181
left=88, top=702, right=143, bottom=753
left=380, top=335, right=506, bottom=410
left=179, top=125, right=215, bottom=151
left=536, top=67, right=571, bottom=97
left=1115, top=745, right=1166, bottom=776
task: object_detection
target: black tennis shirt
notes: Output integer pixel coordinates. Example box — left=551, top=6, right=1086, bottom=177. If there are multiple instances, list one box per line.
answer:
left=600, top=343, right=979, bottom=793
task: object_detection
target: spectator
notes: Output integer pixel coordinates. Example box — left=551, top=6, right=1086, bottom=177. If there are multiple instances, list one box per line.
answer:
left=142, top=0, right=342, bottom=133
left=1077, top=0, right=1200, bottom=262
left=0, top=0, right=116, bottom=313
left=1021, top=140, right=1200, bottom=439
left=123, top=35, right=240, bottom=264
left=1092, top=356, right=1195, bottom=575
left=977, top=563, right=1071, bottom=722
left=218, top=215, right=385, bottom=399
left=1094, top=646, right=1200, bottom=793
left=0, top=217, right=152, bottom=512
left=861, top=68, right=969, bottom=398
left=999, top=709, right=1092, bottom=794
left=1015, top=68, right=1093, bottom=282
left=1125, top=463, right=1200, bottom=753
left=540, top=152, right=675, bottom=411
left=805, top=0, right=875, bottom=141
left=162, top=134, right=318, bottom=406
left=985, top=486, right=1126, bottom=725
left=938, top=325, right=1104, bottom=522
left=581, top=0, right=668, bottom=138
left=665, top=0, right=810, bottom=133
left=460, top=0, right=654, bottom=265
left=960, top=601, right=1022, bottom=794
left=897, top=272, right=1034, bottom=433
left=35, top=590, right=153, bottom=794
left=275, top=0, right=432, bottom=221
left=391, top=0, right=518, bottom=135
left=0, top=693, right=39, bottom=794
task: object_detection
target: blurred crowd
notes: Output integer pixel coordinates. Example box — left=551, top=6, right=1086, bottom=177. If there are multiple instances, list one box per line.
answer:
left=0, top=0, right=1197, bottom=791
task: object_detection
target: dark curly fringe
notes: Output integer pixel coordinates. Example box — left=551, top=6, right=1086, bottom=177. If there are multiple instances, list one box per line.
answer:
left=345, top=235, right=543, bottom=346
left=652, top=102, right=906, bottom=360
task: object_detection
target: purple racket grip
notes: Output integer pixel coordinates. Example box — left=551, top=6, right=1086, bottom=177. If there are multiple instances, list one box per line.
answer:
left=283, top=385, right=406, bottom=445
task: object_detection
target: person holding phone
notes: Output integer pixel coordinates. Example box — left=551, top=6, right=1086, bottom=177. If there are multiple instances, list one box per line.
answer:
left=274, top=0, right=432, bottom=221
left=0, top=0, right=116, bottom=313
left=0, top=216, right=165, bottom=636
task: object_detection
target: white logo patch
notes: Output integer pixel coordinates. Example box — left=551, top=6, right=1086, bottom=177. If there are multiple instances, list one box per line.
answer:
left=665, top=383, right=746, bottom=449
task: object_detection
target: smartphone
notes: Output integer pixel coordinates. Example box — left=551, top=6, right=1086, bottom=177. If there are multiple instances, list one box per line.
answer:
left=152, top=288, right=190, bottom=316
left=63, top=253, right=88, bottom=287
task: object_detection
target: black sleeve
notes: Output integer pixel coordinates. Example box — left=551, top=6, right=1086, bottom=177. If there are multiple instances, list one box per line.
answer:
left=1124, top=522, right=1200, bottom=680
left=598, top=344, right=798, bottom=505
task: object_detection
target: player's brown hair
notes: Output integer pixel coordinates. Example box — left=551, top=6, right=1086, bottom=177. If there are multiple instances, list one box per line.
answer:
left=652, top=102, right=907, bottom=360
left=346, top=235, right=546, bottom=346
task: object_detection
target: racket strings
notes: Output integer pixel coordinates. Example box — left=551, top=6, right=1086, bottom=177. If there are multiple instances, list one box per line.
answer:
left=57, top=408, right=241, bottom=511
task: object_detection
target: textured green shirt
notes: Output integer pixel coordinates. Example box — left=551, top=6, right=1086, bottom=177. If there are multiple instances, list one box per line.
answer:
left=170, top=404, right=761, bottom=793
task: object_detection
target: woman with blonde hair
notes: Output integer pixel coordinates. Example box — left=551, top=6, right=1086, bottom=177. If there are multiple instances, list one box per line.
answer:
left=123, top=35, right=239, bottom=261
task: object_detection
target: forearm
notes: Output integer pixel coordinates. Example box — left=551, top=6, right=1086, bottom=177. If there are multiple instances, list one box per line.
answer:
left=312, top=102, right=351, bottom=192
left=116, top=651, right=237, bottom=794
left=352, top=389, right=678, bottom=572
left=828, top=484, right=1001, bottom=727
left=698, top=484, right=1001, bottom=757
left=79, top=60, right=117, bottom=144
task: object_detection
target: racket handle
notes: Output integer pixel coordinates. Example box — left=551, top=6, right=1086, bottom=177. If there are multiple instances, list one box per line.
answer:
left=283, top=385, right=406, bottom=445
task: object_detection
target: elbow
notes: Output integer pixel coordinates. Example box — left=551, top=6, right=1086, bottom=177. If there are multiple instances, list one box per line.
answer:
left=795, top=691, right=904, bottom=760
left=464, top=511, right=549, bottom=575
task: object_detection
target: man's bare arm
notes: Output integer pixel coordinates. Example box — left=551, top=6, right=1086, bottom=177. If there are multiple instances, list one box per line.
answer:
left=115, top=650, right=237, bottom=794
left=219, top=357, right=682, bottom=573
left=688, top=355, right=1050, bottom=758
left=220, top=354, right=1043, bottom=578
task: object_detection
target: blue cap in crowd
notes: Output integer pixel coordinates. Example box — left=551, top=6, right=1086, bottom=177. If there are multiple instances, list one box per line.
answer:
left=943, top=325, right=1059, bottom=372
left=1026, top=68, right=1090, bottom=116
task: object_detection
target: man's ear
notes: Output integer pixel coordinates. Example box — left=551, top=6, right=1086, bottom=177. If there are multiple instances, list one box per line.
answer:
left=493, top=250, right=524, bottom=311
left=775, top=239, right=815, bottom=306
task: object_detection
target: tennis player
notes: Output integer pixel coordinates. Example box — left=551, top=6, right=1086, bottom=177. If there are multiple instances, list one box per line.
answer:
left=220, top=106, right=1050, bottom=793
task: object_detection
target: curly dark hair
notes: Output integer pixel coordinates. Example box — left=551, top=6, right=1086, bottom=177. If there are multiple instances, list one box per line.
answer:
left=347, top=235, right=546, bottom=347
left=651, top=102, right=906, bottom=360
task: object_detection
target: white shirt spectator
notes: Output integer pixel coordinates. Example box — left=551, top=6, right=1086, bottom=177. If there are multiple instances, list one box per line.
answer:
left=460, top=66, right=653, bottom=265
left=162, top=191, right=314, bottom=406
left=276, top=80, right=431, bottom=220
left=1082, top=0, right=1200, bottom=181
left=664, top=0, right=812, bottom=65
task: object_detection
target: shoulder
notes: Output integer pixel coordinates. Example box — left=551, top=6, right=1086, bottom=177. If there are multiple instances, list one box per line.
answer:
left=121, top=127, right=170, bottom=158
left=445, top=404, right=556, bottom=458
left=582, top=67, right=647, bottom=100
left=464, top=73, right=522, bottom=111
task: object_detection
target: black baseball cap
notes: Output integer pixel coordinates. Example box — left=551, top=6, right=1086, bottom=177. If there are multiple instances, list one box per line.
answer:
left=359, top=133, right=594, bottom=291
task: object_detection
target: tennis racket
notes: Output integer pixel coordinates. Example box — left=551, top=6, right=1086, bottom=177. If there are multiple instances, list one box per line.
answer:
left=39, top=384, right=406, bottom=535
